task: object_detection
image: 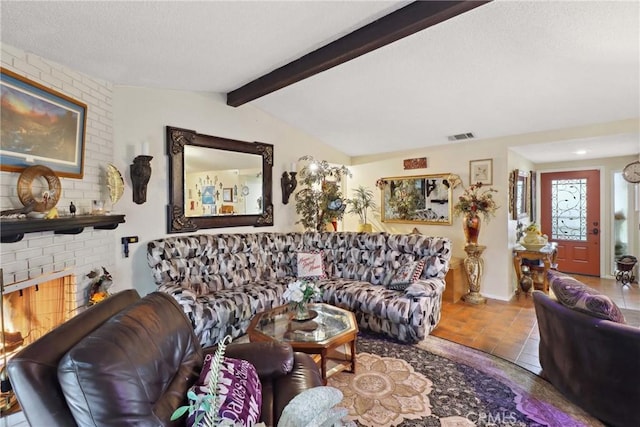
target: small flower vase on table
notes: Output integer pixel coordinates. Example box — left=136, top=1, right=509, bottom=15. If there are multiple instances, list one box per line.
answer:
left=284, top=280, right=321, bottom=322
left=293, top=302, right=312, bottom=321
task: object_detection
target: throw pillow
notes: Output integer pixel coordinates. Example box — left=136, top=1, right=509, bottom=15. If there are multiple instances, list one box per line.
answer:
left=277, top=386, right=352, bottom=427
left=549, top=270, right=626, bottom=323
left=386, top=259, right=426, bottom=291
left=297, top=251, right=326, bottom=279
left=188, top=355, right=262, bottom=427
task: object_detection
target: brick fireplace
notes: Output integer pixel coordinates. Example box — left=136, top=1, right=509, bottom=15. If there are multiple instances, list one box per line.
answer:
left=0, top=270, right=78, bottom=418
left=2, top=272, right=77, bottom=353
left=0, top=39, right=118, bottom=427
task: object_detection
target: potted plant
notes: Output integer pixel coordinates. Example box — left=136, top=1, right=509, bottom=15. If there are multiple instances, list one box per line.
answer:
left=295, top=156, right=351, bottom=231
left=348, top=186, right=377, bottom=232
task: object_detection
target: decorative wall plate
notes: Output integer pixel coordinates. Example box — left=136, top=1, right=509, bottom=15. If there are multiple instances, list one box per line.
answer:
left=106, top=163, right=125, bottom=205
left=17, top=165, right=62, bottom=212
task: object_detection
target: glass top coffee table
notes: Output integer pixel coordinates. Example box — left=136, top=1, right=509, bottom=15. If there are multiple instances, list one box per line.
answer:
left=247, top=303, right=358, bottom=384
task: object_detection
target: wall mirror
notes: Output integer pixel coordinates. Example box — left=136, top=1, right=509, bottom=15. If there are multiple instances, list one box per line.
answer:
left=380, top=174, right=452, bottom=225
left=510, top=169, right=529, bottom=220
left=166, top=126, right=273, bottom=233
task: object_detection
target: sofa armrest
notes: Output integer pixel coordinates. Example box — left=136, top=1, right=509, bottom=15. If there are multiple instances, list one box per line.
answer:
left=157, top=282, right=198, bottom=316
left=404, top=278, right=445, bottom=297
left=272, top=352, right=324, bottom=425
left=213, top=342, right=295, bottom=380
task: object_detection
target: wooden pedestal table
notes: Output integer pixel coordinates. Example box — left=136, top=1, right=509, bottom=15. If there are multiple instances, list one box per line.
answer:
left=513, top=243, right=558, bottom=294
left=462, top=244, right=487, bottom=304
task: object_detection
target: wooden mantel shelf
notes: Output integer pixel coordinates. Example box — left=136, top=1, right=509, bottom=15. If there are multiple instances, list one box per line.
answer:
left=0, top=214, right=126, bottom=243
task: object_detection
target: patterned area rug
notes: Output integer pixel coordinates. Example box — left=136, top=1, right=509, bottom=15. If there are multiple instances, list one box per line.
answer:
left=328, top=333, right=603, bottom=427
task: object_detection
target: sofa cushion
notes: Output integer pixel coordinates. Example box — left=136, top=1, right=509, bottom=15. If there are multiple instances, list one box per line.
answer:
left=297, top=251, right=325, bottom=278
left=277, top=386, right=346, bottom=427
left=189, top=279, right=292, bottom=346
left=405, top=277, right=445, bottom=297
left=187, top=355, right=262, bottom=426
left=320, top=278, right=413, bottom=325
left=386, top=258, right=426, bottom=290
left=549, top=270, right=625, bottom=323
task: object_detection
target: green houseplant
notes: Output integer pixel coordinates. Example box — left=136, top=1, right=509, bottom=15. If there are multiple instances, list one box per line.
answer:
left=295, top=156, right=351, bottom=232
left=348, top=186, right=377, bottom=232
left=171, top=336, right=232, bottom=426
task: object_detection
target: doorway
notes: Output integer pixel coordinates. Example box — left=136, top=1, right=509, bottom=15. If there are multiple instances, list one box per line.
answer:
left=540, top=170, right=600, bottom=276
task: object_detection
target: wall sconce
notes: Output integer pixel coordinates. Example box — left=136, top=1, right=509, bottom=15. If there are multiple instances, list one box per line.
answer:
left=131, top=155, right=153, bottom=204
left=281, top=162, right=298, bottom=204
left=444, top=174, right=462, bottom=190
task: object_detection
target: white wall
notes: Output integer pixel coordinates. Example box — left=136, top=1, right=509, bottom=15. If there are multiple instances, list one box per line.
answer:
left=0, top=43, right=115, bottom=306
left=535, top=154, right=640, bottom=277
left=345, top=138, right=512, bottom=300
left=0, top=43, right=349, bottom=300
left=344, top=122, right=639, bottom=300
left=3, top=42, right=638, bottom=304
left=112, top=86, right=350, bottom=297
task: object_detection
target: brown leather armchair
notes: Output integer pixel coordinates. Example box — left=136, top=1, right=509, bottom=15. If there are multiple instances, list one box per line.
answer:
left=8, top=289, right=322, bottom=427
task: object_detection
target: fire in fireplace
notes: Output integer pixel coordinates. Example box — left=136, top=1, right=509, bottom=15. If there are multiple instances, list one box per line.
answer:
left=1, top=272, right=77, bottom=413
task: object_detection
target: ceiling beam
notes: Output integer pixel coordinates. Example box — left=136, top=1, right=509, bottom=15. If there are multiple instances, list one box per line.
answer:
left=227, top=0, right=491, bottom=107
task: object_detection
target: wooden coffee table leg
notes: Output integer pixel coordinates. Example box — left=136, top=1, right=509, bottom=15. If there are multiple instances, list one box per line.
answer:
left=349, top=339, right=356, bottom=373
left=321, top=348, right=328, bottom=385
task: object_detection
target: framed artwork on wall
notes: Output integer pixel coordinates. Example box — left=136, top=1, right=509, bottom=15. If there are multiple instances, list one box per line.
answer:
left=379, top=173, right=452, bottom=225
left=529, top=170, right=537, bottom=222
left=509, top=169, right=530, bottom=220
left=469, top=159, right=493, bottom=186
left=0, top=67, right=87, bottom=178
left=201, top=186, right=215, bottom=204
left=223, top=188, right=233, bottom=202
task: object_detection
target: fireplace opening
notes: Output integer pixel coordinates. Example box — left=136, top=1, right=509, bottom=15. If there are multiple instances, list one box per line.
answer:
left=1, top=274, right=77, bottom=415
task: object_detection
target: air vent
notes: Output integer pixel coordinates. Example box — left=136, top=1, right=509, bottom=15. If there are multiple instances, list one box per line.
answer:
left=447, top=132, right=475, bottom=141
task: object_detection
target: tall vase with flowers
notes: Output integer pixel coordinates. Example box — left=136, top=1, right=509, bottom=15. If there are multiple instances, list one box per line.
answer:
left=450, top=176, right=499, bottom=245
left=283, top=280, right=322, bottom=321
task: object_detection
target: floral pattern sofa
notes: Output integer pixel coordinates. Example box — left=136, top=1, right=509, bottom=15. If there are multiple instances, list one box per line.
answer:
left=147, top=232, right=451, bottom=347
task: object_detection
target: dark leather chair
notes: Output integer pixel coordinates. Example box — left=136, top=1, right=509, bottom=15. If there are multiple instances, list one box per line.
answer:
left=8, top=289, right=322, bottom=426
left=533, top=290, right=640, bottom=427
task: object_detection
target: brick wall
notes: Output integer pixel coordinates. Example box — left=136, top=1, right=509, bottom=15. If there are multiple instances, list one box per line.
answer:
left=1, top=43, right=116, bottom=304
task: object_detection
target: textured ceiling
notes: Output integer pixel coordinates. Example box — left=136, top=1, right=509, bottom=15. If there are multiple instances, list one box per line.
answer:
left=2, top=1, right=638, bottom=161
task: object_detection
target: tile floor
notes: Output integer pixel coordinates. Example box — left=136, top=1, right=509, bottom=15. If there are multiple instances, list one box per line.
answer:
left=431, top=274, right=640, bottom=375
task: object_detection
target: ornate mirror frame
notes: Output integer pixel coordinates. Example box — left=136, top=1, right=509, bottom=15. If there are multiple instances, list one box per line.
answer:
left=510, top=169, right=529, bottom=220
left=379, top=173, right=453, bottom=225
left=166, top=126, right=274, bottom=233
